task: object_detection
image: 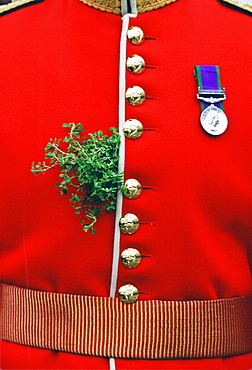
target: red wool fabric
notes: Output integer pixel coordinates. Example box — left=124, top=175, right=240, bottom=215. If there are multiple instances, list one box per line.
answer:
left=0, top=0, right=252, bottom=368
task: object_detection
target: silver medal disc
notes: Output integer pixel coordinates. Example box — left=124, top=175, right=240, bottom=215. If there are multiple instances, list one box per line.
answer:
left=200, top=105, right=228, bottom=136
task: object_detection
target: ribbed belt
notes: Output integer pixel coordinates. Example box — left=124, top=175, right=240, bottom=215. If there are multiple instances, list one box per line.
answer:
left=1, top=283, right=252, bottom=359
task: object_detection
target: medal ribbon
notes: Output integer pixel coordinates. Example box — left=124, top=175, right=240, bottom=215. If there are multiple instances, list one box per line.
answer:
left=194, top=65, right=224, bottom=111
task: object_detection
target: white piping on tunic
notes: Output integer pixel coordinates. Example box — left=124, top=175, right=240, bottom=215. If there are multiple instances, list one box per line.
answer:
left=121, top=0, right=138, bottom=16
left=109, top=357, right=117, bottom=370
left=109, top=11, right=137, bottom=300
left=109, top=3, right=138, bottom=369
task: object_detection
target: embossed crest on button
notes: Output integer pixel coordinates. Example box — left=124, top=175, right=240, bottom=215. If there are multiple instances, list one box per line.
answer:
left=127, top=26, right=144, bottom=45
left=119, top=213, right=139, bottom=235
left=123, top=119, right=143, bottom=139
left=123, top=179, right=142, bottom=199
left=126, top=86, right=145, bottom=106
left=121, top=248, right=141, bottom=269
left=200, top=106, right=228, bottom=136
left=118, top=284, right=139, bottom=303
left=127, top=54, right=145, bottom=74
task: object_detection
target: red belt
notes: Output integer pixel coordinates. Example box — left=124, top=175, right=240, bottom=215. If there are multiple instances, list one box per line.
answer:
left=1, top=283, right=252, bottom=359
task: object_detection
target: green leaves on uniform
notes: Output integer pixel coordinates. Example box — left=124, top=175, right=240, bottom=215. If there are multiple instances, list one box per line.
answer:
left=31, top=123, right=123, bottom=233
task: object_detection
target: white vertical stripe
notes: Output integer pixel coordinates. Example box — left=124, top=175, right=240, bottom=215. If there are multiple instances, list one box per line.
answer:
left=121, top=0, right=128, bottom=16
left=109, top=357, right=116, bottom=370
left=109, top=14, right=128, bottom=299
left=129, top=0, right=138, bottom=15
left=109, top=11, right=137, bottom=299
left=121, top=0, right=138, bottom=15
left=109, top=7, right=138, bottom=370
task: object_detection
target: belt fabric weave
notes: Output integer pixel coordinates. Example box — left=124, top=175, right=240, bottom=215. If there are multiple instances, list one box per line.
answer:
left=1, top=283, right=252, bottom=359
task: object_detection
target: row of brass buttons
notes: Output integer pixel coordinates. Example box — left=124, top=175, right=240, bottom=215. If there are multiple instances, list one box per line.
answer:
left=126, top=27, right=146, bottom=107
left=118, top=26, right=146, bottom=304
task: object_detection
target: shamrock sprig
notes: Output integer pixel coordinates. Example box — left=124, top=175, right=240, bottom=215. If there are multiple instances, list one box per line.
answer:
left=31, top=123, right=123, bottom=233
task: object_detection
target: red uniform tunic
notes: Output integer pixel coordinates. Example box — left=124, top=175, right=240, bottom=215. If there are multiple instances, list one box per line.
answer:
left=1, top=0, right=252, bottom=368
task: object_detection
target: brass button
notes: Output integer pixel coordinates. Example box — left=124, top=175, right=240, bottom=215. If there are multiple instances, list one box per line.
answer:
left=126, top=86, right=145, bottom=106
left=126, top=54, right=145, bottom=74
left=123, top=179, right=142, bottom=199
left=127, top=26, right=144, bottom=45
left=121, top=248, right=141, bottom=269
left=118, top=284, right=139, bottom=304
left=123, top=119, right=143, bottom=139
left=119, top=213, right=139, bottom=235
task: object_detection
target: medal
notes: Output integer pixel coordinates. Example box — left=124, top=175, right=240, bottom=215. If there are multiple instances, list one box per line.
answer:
left=198, top=94, right=228, bottom=136
left=194, top=65, right=228, bottom=136
left=200, top=105, right=228, bottom=136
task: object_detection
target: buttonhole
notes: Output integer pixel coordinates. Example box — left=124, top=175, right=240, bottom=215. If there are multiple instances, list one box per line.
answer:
left=142, top=186, right=157, bottom=191
left=143, top=128, right=160, bottom=132
left=146, top=96, right=158, bottom=100
left=139, top=291, right=151, bottom=295
left=140, top=221, right=156, bottom=226
left=146, top=66, right=158, bottom=70
left=141, top=254, right=152, bottom=258
left=145, top=37, right=159, bottom=41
